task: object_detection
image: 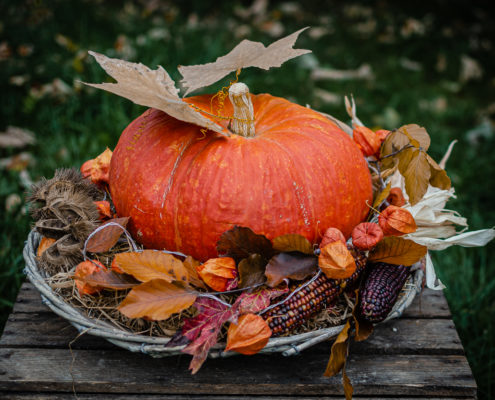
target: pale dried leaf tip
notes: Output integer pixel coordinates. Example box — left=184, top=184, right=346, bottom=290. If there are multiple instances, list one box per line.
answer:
left=179, top=27, right=311, bottom=95
left=439, top=139, right=458, bottom=169
left=84, top=51, right=229, bottom=137
left=344, top=95, right=364, bottom=128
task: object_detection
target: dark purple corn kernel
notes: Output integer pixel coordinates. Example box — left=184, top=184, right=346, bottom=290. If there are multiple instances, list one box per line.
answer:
left=359, top=262, right=410, bottom=323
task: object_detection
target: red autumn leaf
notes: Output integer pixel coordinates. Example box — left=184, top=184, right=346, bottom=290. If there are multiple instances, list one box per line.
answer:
left=379, top=205, right=417, bottom=236
left=73, top=260, right=105, bottom=296
left=353, top=125, right=381, bottom=157
left=85, top=217, right=129, bottom=253
left=94, top=200, right=112, bottom=221
left=80, top=147, right=113, bottom=187
left=234, top=287, right=288, bottom=315
left=387, top=187, right=406, bottom=207
left=318, top=241, right=356, bottom=279
left=114, top=250, right=189, bottom=284
left=197, top=257, right=237, bottom=292
left=216, top=226, right=274, bottom=262
left=76, top=268, right=139, bottom=290
left=320, top=227, right=346, bottom=248
left=225, top=313, right=272, bottom=355
left=118, top=279, right=197, bottom=321
left=37, top=236, right=56, bottom=257
left=265, top=252, right=317, bottom=287
left=351, top=222, right=384, bottom=250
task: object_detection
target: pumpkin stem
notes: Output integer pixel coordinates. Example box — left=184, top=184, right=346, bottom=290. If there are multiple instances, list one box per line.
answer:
left=228, top=83, right=255, bottom=137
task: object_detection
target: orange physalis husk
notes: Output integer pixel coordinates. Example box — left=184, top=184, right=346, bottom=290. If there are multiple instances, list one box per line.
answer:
left=37, top=237, right=56, bottom=257
left=74, top=260, right=105, bottom=296
left=94, top=200, right=112, bottom=221
left=196, top=257, right=237, bottom=292
left=353, top=126, right=381, bottom=157
left=80, top=147, right=113, bottom=187
left=320, top=227, right=346, bottom=248
left=387, top=187, right=406, bottom=207
left=351, top=222, right=384, bottom=250
left=379, top=205, right=417, bottom=236
left=225, top=313, right=272, bottom=355
left=110, top=257, right=123, bottom=274
left=375, top=129, right=391, bottom=142
left=318, top=241, right=356, bottom=279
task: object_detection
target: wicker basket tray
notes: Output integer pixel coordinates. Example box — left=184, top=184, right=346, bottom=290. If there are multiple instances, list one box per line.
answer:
left=23, top=229, right=424, bottom=358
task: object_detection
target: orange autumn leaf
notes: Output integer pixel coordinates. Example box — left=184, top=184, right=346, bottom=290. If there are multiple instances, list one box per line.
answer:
left=37, top=237, right=56, bottom=257
left=118, top=279, right=197, bottom=321
left=225, top=313, right=272, bottom=355
left=387, top=187, right=406, bottom=207
left=183, top=256, right=207, bottom=289
left=113, top=250, right=188, bottom=284
left=94, top=200, right=112, bottom=220
left=368, top=236, right=427, bottom=266
left=318, top=241, right=356, bottom=279
left=85, top=217, right=129, bottom=253
left=110, top=257, right=123, bottom=273
left=197, top=257, right=237, bottom=292
left=80, top=147, right=112, bottom=187
left=351, top=222, right=383, bottom=250
left=379, top=205, right=417, bottom=236
left=353, top=125, right=381, bottom=157
left=74, top=260, right=105, bottom=296
left=320, top=227, right=346, bottom=248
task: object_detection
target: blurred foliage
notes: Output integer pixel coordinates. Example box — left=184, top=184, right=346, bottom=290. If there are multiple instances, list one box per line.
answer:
left=0, top=0, right=494, bottom=397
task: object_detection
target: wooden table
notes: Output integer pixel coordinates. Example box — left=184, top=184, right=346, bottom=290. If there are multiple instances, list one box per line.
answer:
left=0, top=282, right=477, bottom=399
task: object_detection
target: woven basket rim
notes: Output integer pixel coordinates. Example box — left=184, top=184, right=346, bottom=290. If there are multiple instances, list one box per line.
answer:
left=23, top=229, right=424, bottom=358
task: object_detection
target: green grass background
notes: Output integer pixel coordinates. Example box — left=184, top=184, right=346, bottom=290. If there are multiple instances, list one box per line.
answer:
left=1, top=0, right=494, bottom=397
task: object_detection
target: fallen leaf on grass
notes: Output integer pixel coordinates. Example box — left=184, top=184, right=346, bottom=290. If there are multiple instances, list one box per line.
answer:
left=368, top=236, right=427, bottom=265
left=265, top=252, right=317, bottom=287
left=85, top=217, right=129, bottom=253
left=225, top=313, right=272, bottom=355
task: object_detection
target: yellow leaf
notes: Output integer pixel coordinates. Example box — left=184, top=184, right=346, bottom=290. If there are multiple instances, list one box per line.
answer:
left=368, top=236, right=427, bottom=265
left=118, top=279, right=197, bottom=320
left=399, top=148, right=431, bottom=205
left=183, top=256, right=207, bottom=289
left=427, top=154, right=451, bottom=190
left=272, top=234, right=314, bottom=255
left=372, top=182, right=392, bottom=209
left=400, top=124, right=431, bottom=150
left=114, top=250, right=188, bottom=284
left=324, top=320, right=351, bottom=377
left=380, top=129, right=409, bottom=158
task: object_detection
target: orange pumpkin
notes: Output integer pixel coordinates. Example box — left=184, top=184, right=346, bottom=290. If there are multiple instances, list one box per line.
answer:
left=109, top=88, right=372, bottom=261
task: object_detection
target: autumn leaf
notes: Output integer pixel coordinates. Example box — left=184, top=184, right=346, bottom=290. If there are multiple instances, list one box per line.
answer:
left=217, top=226, right=274, bottom=263
left=352, top=288, right=373, bottom=342
left=77, top=269, right=139, bottom=290
left=400, top=124, right=431, bottom=150
left=324, top=319, right=351, bottom=377
left=379, top=205, right=417, bottom=236
left=318, top=241, right=356, bottom=279
left=368, top=236, right=427, bottom=265
left=372, top=182, right=391, bottom=209
left=94, top=200, right=112, bottom=220
left=37, top=236, right=56, bottom=257
left=80, top=147, right=112, bottom=187
left=399, top=147, right=431, bottom=205
left=380, top=129, right=410, bottom=160
left=113, top=250, right=188, bottom=284
left=320, top=227, right=346, bottom=248
left=197, top=257, right=237, bottom=292
left=225, top=314, right=272, bottom=355
left=427, top=154, right=451, bottom=190
left=73, top=260, right=105, bottom=296
left=272, top=234, right=314, bottom=255
left=118, top=279, right=197, bottom=320
left=238, top=254, right=267, bottom=289
left=183, top=256, right=207, bottom=289
left=235, top=287, right=288, bottom=315
left=85, top=217, right=129, bottom=253
left=265, top=252, right=317, bottom=287
left=351, top=222, right=383, bottom=250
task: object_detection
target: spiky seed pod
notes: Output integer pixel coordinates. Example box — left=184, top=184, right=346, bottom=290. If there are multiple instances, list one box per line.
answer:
left=263, top=249, right=367, bottom=336
left=359, top=263, right=410, bottom=323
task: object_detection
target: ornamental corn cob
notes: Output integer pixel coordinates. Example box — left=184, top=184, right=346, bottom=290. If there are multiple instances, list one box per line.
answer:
left=263, top=249, right=367, bottom=336
left=359, top=262, right=410, bottom=323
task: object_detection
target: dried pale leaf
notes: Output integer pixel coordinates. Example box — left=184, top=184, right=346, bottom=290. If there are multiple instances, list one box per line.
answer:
left=78, top=269, right=139, bottom=290
left=183, top=256, right=206, bottom=289
left=372, top=182, right=392, bottom=209
left=344, top=95, right=364, bottom=127
left=235, top=287, right=288, bottom=315
left=85, top=52, right=228, bottom=136
left=318, top=241, right=356, bottom=279
left=114, top=250, right=188, bottom=283
left=37, top=236, right=56, bottom=256
left=272, top=234, right=314, bottom=255
left=424, top=252, right=446, bottom=290
left=225, top=313, right=272, bottom=355
left=265, top=252, right=317, bottom=287
left=406, top=228, right=495, bottom=251
left=439, top=139, right=458, bottom=169
left=85, top=217, right=129, bottom=253
left=238, top=253, right=267, bottom=289
left=179, top=28, right=311, bottom=95
left=324, top=320, right=351, bottom=377
left=217, top=226, right=274, bottom=263
left=118, top=279, right=197, bottom=320
left=197, top=257, right=237, bottom=292
left=400, top=124, right=430, bottom=150
left=0, top=126, right=35, bottom=148
left=368, top=236, right=427, bottom=265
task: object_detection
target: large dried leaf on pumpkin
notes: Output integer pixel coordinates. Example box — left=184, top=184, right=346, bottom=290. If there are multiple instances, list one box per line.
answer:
left=118, top=279, right=197, bottom=320
left=235, top=287, right=288, bottom=315
left=217, top=226, right=274, bottom=263
left=85, top=52, right=229, bottom=136
left=225, top=313, right=272, bottom=355
left=265, top=252, right=317, bottom=287
left=272, top=234, right=314, bottom=255
left=368, top=236, right=427, bottom=265
left=85, top=217, right=129, bottom=253
left=238, top=253, right=267, bottom=289
left=113, top=250, right=188, bottom=284
left=179, top=28, right=310, bottom=95
left=76, top=269, right=139, bottom=290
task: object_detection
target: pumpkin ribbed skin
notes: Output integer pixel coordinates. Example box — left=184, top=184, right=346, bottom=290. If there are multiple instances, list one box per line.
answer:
left=109, top=93, right=372, bottom=261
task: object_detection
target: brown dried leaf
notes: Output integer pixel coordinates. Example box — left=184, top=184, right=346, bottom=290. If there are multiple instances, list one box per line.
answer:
left=372, top=182, right=391, bottom=209
left=380, top=129, right=410, bottom=159
left=238, top=254, right=267, bottom=289
left=225, top=314, right=272, bottom=355
left=324, top=319, right=351, bottom=377
left=368, top=236, right=427, bottom=265
left=183, top=256, right=207, bottom=289
left=85, top=52, right=228, bottom=136
left=217, top=226, right=274, bottom=263
left=78, top=269, right=139, bottom=290
left=427, top=154, right=451, bottom=190
left=399, top=147, right=431, bottom=205
left=400, top=124, right=431, bottom=150
left=114, top=250, right=188, bottom=284
left=179, top=28, right=310, bottom=95
left=272, top=234, right=314, bottom=255
left=85, top=217, right=129, bottom=253
left=118, top=279, right=197, bottom=320
left=265, top=252, right=317, bottom=287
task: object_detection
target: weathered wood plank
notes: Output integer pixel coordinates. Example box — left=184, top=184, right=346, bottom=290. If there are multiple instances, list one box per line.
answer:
left=11, top=282, right=50, bottom=314
left=0, top=311, right=463, bottom=355
left=0, top=349, right=476, bottom=397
